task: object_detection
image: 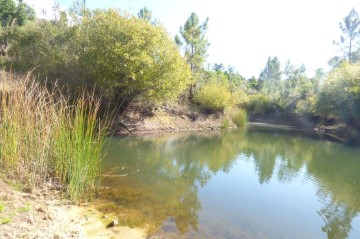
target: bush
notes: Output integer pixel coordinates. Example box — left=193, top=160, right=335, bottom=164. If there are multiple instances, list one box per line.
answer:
left=8, top=9, right=191, bottom=104
left=317, top=62, right=360, bottom=124
left=78, top=9, right=191, bottom=102
left=193, top=81, right=233, bottom=113
left=230, top=108, right=248, bottom=127
left=295, top=96, right=317, bottom=115
left=245, top=93, right=283, bottom=114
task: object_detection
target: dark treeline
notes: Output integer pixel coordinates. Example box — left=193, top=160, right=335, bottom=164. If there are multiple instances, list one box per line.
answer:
left=1, top=1, right=360, bottom=131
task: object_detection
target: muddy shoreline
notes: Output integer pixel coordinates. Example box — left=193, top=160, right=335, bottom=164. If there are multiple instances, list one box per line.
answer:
left=0, top=179, right=147, bottom=239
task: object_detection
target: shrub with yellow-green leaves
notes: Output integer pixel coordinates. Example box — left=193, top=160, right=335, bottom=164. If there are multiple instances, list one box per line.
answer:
left=317, top=62, right=360, bottom=124
left=245, top=93, right=281, bottom=114
left=7, top=9, right=191, bottom=104
left=230, top=108, right=248, bottom=127
left=78, top=9, right=192, bottom=102
left=194, top=80, right=233, bottom=113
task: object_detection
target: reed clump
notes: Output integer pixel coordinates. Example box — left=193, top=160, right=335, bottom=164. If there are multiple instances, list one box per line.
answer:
left=0, top=71, right=109, bottom=201
left=230, top=108, right=248, bottom=128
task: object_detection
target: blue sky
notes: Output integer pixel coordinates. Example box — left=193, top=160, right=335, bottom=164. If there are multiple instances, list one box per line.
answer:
left=24, top=0, right=360, bottom=78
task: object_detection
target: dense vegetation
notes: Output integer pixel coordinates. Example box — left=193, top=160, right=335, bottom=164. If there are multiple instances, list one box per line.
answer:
left=1, top=1, right=358, bottom=125
left=0, top=1, right=360, bottom=198
left=0, top=71, right=109, bottom=201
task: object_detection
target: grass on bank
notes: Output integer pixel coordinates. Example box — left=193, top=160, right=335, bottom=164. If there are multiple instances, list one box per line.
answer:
left=230, top=108, right=248, bottom=128
left=0, top=71, right=110, bottom=202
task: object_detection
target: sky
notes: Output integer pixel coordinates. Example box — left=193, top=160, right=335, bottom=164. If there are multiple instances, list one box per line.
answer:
left=24, top=0, right=360, bottom=78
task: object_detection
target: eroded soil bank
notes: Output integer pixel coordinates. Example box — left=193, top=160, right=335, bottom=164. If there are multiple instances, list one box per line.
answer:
left=117, top=104, right=360, bottom=144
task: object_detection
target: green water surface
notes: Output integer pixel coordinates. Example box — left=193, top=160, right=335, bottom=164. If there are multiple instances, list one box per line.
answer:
left=98, top=130, right=360, bottom=239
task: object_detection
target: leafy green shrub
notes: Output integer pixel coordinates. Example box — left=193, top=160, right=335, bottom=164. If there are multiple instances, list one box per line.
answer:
left=8, top=9, right=191, bottom=104
left=78, top=9, right=191, bottom=102
left=194, top=81, right=233, bottom=113
left=245, top=93, right=281, bottom=114
left=295, top=96, right=317, bottom=115
left=317, top=62, right=360, bottom=123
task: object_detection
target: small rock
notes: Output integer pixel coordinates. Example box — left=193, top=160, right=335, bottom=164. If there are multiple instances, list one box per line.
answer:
left=27, top=215, right=35, bottom=224
left=37, top=207, right=45, bottom=213
left=106, top=219, right=118, bottom=228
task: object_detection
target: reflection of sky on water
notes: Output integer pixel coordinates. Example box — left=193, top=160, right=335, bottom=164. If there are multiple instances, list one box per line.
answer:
left=198, top=156, right=323, bottom=239
left=102, top=130, right=360, bottom=239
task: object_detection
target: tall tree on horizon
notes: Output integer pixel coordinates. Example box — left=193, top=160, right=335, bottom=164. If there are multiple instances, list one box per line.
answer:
left=176, top=12, right=209, bottom=98
left=259, top=57, right=282, bottom=93
left=259, top=57, right=281, bottom=82
left=138, top=7, right=152, bottom=21
left=334, top=8, right=360, bottom=63
left=137, top=7, right=157, bottom=25
left=176, top=12, right=209, bottom=73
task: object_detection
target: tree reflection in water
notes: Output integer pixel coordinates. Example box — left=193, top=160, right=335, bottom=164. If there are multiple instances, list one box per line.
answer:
left=96, top=130, right=360, bottom=238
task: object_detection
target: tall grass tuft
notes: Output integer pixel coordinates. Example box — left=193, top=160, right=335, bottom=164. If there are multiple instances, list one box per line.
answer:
left=0, top=71, right=110, bottom=201
left=230, top=108, right=248, bottom=128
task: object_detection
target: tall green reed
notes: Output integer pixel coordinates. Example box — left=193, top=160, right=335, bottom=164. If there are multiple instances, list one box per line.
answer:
left=0, top=71, right=110, bottom=201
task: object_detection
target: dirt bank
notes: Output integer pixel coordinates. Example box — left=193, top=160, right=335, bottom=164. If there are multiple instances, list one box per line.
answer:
left=117, top=104, right=234, bottom=135
left=0, top=179, right=146, bottom=239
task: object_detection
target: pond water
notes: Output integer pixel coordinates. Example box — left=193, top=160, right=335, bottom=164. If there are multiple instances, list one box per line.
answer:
left=97, top=130, right=360, bottom=239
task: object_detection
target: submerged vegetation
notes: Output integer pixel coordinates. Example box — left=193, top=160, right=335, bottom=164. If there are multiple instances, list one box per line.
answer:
left=0, top=71, right=109, bottom=201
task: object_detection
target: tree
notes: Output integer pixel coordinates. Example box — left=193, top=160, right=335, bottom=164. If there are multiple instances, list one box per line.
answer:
left=225, top=66, right=245, bottom=93
left=0, top=0, right=35, bottom=56
left=176, top=12, right=209, bottom=73
left=138, top=7, right=152, bottom=22
left=259, top=57, right=282, bottom=93
left=8, top=10, right=78, bottom=80
left=259, top=57, right=281, bottom=82
left=248, top=76, right=260, bottom=91
left=176, top=12, right=209, bottom=98
left=213, top=63, right=224, bottom=72
left=334, top=8, right=360, bottom=63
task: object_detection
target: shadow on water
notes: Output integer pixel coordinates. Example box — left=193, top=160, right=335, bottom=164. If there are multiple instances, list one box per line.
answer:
left=96, top=129, right=360, bottom=239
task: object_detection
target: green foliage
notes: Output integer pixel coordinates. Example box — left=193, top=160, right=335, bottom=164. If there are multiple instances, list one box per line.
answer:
left=0, top=71, right=109, bottom=201
left=8, top=9, right=191, bottom=104
left=8, top=14, right=77, bottom=79
left=230, top=109, right=248, bottom=128
left=295, top=96, right=317, bottom=115
left=137, top=6, right=156, bottom=24
left=0, top=0, right=35, bottom=28
left=0, top=203, right=4, bottom=213
left=334, top=8, right=360, bottom=63
left=221, top=118, right=230, bottom=129
left=18, top=202, right=31, bottom=212
left=194, top=77, right=233, bottom=113
left=0, top=0, right=35, bottom=56
left=1, top=218, right=11, bottom=224
left=78, top=9, right=191, bottom=102
left=259, top=57, right=282, bottom=89
left=250, top=58, right=319, bottom=116
left=177, top=12, right=209, bottom=73
left=317, top=62, right=360, bottom=123
left=245, top=93, right=284, bottom=114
